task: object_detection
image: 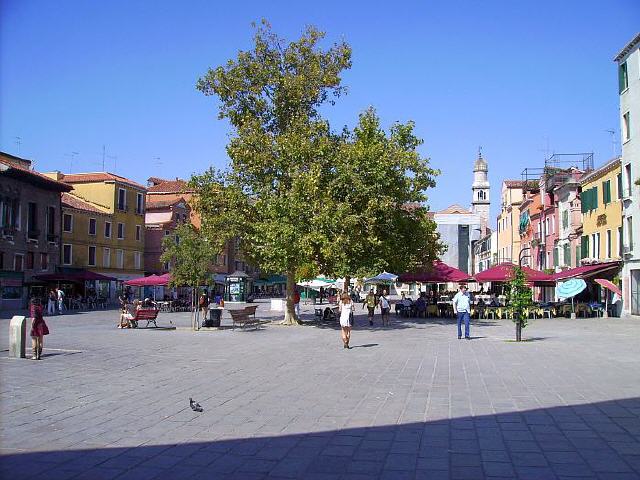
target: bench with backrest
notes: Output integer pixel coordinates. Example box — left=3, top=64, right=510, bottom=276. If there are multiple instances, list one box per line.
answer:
left=132, top=308, right=160, bottom=328
left=229, top=305, right=266, bottom=330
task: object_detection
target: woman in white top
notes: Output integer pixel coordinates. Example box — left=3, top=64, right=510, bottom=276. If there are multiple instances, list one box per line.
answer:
left=338, top=293, right=354, bottom=349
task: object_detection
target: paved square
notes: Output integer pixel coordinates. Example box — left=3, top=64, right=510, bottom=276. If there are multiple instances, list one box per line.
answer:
left=1, top=302, right=640, bottom=479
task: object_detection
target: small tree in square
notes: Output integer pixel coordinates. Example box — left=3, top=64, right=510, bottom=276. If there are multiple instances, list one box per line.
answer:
left=507, top=266, right=533, bottom=342
left=161, top=223, right=217, bottom=330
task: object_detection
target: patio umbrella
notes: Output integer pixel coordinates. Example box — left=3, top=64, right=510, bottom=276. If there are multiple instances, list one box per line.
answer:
left=555, top=278, right=587, bottom=314
left=364, top=271, right=398, bottom=283
left=594, top=278, right=622, bottom=316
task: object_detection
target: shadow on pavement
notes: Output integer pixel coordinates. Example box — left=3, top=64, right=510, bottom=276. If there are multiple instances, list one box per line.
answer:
left=2, top=398, right=639, bottom=479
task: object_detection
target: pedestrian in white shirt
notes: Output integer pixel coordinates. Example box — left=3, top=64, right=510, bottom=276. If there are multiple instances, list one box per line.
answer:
left=452, top=284, right=471, bottom=339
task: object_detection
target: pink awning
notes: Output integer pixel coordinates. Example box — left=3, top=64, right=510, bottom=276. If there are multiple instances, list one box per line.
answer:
left=398, top=261, right=473, bottom=283
left=474, top=263, right=552, bottom=283
left=551, top=262, right=621, bottom=281
left=594, top=278, right=622, bottom=296
left=124, top=274, right=169, bottom=286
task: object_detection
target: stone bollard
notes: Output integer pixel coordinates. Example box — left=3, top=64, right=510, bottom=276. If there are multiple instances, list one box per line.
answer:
left=9, top=316, right=27, bottom=358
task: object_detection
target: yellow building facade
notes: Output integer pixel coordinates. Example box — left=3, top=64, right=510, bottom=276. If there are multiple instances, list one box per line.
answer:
left=579, top=158, right=623, bottom=262
left=45, top=173, right=146, bottom=294
left=496, top=180, right=525, bottom=264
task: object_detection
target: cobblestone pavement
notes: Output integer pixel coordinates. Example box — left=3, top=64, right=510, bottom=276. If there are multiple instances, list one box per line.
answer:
left=1, top=301, right=640, bottom=479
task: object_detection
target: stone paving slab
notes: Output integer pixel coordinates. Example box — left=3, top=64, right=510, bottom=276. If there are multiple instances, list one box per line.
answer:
left=1, top=301, right=640, bottom=479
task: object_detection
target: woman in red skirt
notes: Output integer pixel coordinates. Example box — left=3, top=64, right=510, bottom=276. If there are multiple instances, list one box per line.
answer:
left=30, top=297, right=49, bottom=360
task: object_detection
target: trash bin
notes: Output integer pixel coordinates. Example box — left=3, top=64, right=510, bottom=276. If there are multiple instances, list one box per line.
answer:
left=204, top=306, right=222, bottom=327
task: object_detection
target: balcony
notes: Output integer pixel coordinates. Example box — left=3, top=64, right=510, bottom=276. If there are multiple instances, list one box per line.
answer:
left=27, top=229, right=40, bottom=241
left=2, top=226, right=16, bottom=236
left=623, top=245, right=634, bottom=257
left=622, top=188, right=634, bottom=203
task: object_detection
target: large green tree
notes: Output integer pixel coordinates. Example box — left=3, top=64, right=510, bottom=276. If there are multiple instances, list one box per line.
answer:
left=317, top=107, right=443, bottom=288
left=195, top=21, right=351, bottom=324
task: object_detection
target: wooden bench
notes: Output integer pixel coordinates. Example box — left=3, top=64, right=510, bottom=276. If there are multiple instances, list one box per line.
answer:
left=132, top=309, right=159, bottom=328
left=229, top=306, right=265, bottom=330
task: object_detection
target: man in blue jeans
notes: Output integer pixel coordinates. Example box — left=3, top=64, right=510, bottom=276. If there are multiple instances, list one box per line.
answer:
left=453, top=284, right=471, bottom=339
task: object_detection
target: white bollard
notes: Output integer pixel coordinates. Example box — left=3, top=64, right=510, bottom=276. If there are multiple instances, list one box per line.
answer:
left=9, top=316, right=27, bottom=358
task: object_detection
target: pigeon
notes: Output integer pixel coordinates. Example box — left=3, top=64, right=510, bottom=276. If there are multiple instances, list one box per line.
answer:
left=189, top=398, right=203, bottom=412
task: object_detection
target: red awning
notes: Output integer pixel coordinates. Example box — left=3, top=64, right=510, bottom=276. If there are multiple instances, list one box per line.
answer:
left=398, top=261, right=473, bottom=283
left=594, top=278, right=622, bottom=296
left=124, top=274, right=170, bottom=286
left=35, top=270, right=116, bottom=282
left=551, top=262, right=621, bottom=281
left=474, top=263, right=552, bottom=283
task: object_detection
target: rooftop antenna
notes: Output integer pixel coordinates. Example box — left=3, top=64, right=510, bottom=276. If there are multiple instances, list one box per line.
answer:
left=65, top=151, right=79, bottom=173
left=14, top=136, right=21, bottom=155
left=102, top=145, right=106, bottom=171
left=605, top=129, right=617, bottom=157
left=108, top=154, right=118, bottom=172
left=153, top=156, right=163, bottom=175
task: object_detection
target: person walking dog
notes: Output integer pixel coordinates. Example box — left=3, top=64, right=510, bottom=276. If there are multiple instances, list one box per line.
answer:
left=29, top=297, right=49, bottom=360
left=453, top=284, right=471, bottom=339
left=339, top=293, right=354, bottom=349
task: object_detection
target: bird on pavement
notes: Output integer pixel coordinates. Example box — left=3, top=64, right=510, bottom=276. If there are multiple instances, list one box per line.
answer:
left=189, top=398, right=203, bottom=412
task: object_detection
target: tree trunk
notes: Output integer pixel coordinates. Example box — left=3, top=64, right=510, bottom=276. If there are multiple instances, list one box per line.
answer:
left=343, top=275, right=351, bottom=293
left=281, top=268, right=301, bottom=325
left=515, top=316, right=522, bottom=342
left=192, top=285, right=199, bottom=331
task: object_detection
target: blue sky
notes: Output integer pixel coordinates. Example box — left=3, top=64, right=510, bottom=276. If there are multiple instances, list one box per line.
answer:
left=1, top=0, right=638, bottom=222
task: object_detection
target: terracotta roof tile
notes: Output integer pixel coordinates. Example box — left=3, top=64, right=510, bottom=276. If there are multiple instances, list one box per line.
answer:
left=61, top=193, right=109, bottom=214
left=438, top=204, right=471, bottom=214
left=60, top=172, right=146, bottom=190
left=146, top=179, right=191, bottom=193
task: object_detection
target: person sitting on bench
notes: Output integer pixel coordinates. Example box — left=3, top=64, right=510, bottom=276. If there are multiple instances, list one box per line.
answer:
left=118, top=300, right=141, bottom=328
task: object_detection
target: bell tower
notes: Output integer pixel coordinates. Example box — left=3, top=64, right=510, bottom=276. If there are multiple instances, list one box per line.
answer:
left=471, top=147, right=490, bottom=234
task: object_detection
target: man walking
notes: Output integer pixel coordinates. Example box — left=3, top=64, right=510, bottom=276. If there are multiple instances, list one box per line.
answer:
left=364, top=289, right=377, bottom=326
left=452, top=284, right=471, bottom=339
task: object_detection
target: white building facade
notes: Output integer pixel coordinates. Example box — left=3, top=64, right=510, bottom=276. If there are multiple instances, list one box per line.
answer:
left=616, top=33, right=640, bottom=316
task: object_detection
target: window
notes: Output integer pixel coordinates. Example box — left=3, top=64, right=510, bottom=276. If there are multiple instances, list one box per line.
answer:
left=619, top=61, right=629, bottom=93
left=104, top=221, right=112, bottom=238
left=617, top=173, right=623, bottom=199
left=136, top=225, right=141, bottom=241
left=27, top=202, right=38, bottom=239
left=88, top=246, right=96, bottom=266
left=618, top=226, right=623, bottom=256
left=606, top=230, right=612, bottom=258
left=103, top=248, right=111, bottom=267
left=88, top=218, right=97, bottom=236
left=553, top=246, right=558, bottom=267
left=595, top=232, right=600, bottom=259
left=117, top=223, right=124, bottom=239
left=602, top=180, right=611, bottom=205
left=628, top=216, right=634, bottom=251
left=175, top=234, right=180, bottom=245
left=545, top=218, right=550, bottom=236
left=136, top=193, right=143, bottom=214
left=63, top=213, right=73, bottom=232
left=118, top=188, right=127, bottom=211
left=1, top=198, right=19, bottom=230
left=591, top=234, right=597, bottom=259
left=40, top=253, right=48, bottom=271
left=625, top=163, right=632, bottom=197
left=14, top=254, right=24, bottom=272
left=47, top=206, right=55, bottom=237
left=623, top=112, right=631, bottom=142
left=165, top=230, right=170, bottom=236
left=26, top=251, right=34, bottom=269
left=563, top=243, right=570, bottom=266
left=63, top=244, right=72, bottom=265
left=575, top=245, right=581, bottom=267
left=134, top=251, right=141, bottom=270
left=562, top=210, right=568, bottom=229
left=116, top=249, right=124, bottom=268
left=163, top=261, right=170, bottom=271
left=551, top=216, right=555, bottom=234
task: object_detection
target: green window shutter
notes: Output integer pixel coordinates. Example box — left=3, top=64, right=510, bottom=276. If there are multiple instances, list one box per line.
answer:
left=563, top=243, right=570, bottom=266
left=576, top=245, right=581, bottom=266
left=581, top=191, right=587, bottom=213
left=605, top=180, right=611, bottom=204
left=581, top=235, right=589, bottom=258
left=617, top=173, right=623, bottom=199
left=602, top=182, right=606, bottom=204
left=553, top=247, right=559, bottom=267
left=593, top=186, right=598, bottom=210
left=562, top=210, right=568, bottom=229
left=619, top=62, right=628, bottom=93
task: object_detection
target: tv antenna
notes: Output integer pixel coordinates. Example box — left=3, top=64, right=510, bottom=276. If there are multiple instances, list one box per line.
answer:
left=65, top=151, right=79, bottom=172
left=108, top=154, right=118, bottom=172
left=605, top=129, right=618, bottom=157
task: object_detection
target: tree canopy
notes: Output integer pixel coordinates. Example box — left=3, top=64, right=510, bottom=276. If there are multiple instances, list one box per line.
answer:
left=193, top=21, right=442, bottom=323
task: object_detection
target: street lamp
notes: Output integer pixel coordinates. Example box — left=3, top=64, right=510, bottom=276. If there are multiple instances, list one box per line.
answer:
left=518, top=247, right=531, bottom=268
